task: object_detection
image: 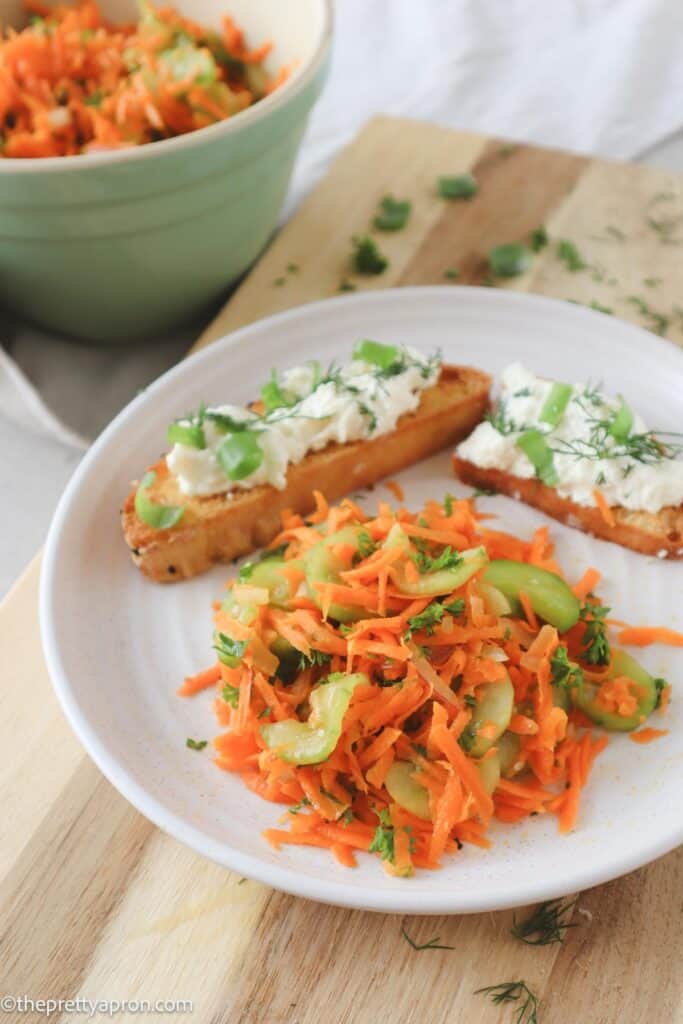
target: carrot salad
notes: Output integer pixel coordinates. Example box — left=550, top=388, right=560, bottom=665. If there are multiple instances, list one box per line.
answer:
left=180, top=492, right=672, bottom=876
left=0, top=0, right=286, bottom=157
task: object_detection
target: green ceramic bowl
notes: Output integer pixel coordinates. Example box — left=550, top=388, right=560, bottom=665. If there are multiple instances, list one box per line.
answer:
left=0, top=0, right=332, bottom=342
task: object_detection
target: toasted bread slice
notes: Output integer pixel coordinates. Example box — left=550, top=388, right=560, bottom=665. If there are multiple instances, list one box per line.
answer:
left=453, top=455, right=683, bottom=560
left=122, top=365, right=491, bottom=581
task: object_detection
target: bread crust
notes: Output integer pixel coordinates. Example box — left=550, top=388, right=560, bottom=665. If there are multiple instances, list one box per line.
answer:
left=452, top=455, right=683, bottom=560
left=122, top=365, right=491, bottom=581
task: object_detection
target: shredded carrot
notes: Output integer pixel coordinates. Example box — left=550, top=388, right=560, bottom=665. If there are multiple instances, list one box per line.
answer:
left=0, top=0, right=287, bottom=160
left=178, top=491, right=674, bottom=875
left=593, top=489, right=616, bottom=528
left=617, top=626, right=683, bottom=648
left=384, top=479, right=405, bottom=502
left=629, top=728, right=669, bottom=744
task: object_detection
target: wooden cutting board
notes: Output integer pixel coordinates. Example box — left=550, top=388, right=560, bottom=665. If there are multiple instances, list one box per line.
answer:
left=2, top=116, right=682, bottom=1024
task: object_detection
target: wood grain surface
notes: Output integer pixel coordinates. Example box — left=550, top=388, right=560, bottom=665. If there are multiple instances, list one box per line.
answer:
left=2, top=116, right=682, bottom=1024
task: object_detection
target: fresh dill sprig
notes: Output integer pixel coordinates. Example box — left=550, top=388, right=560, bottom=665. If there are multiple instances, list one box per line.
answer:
left=485, top=399, right=519, bottom=436
left=401, top=926, right=455, bottom=951
left=475, top=981, right=539, bottom=1024
left=510, top=899, right=578, bottom=945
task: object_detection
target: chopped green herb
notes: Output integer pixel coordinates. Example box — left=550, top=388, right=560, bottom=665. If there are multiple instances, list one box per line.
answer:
left=473, top=485, right=498, bottom=497
left=273, top=276, right=286, bottom=287
left=556, top=238, right=587, bottom=272
left=357, top=529, right=377, bottom=559
left=464, top=693, right=477, bottom=708
left=609, top=396, right=633, bottom=442
left=474, top=981, right=539, bottom=1024
left=351, top=235, right=389, bottom=275
left=258, top=707, right=272, bottom=719
left=646, top=213, right=683, bottom=245
left=579, top=602, right=611, bottom=666
left=443, top=267, right=460, bottom=280
left=369, top=808, right=395, bottom=862
left=401, top=927, right=455, bottom=951
left=489, top=243, right=532, bottom=277
left=654, top=678, right=669, bottom=709
left=438, top=173, right=477, bottom=199
left=84, top=88, right=106, bottom=107
left=215, top=632, right=247, bottom=668
left=186, top=738, right=207, bottom=751
left=511, top=898, right=577, bottom=945
left=286, top=262, right=299, bottom=274
left=288, top=797, right=312, bottom=815
left=626, top=295, right=669, bottom=336
left=340, top=807, right=355, bottom=825
left=643, top=277, right=661, bottom=287
left=339, top=278, right=357, bottom=292
left=550, top=646, right=583, bottom=689
left=443, top=598, right=466, bottom=617
left=485, top=400, right=519, bottom=435
left=529, top=226, right=548, bottom=252
left=261, top=369, right=294, bottom=414
left=353, top=338, right=400, bottom=370
left=298, top=649, right=332, bottom=670
left=167, top=421, right=206, bottom=449
left=588, top=300, right=614, bottom=315
left=404, top=602, right=446, bottom=640
left=413, top=546, right=463, bottom=574
left=443, top=493, right=454, bottom=515
left=373, top=194, right=412, bottom=231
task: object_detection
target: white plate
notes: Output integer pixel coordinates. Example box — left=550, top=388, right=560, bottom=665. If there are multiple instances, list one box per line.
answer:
left=40, top=287, right=683, bottom=914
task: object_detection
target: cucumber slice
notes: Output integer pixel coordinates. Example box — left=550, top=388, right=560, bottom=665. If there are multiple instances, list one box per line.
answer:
left=261, top=672, right=367, bottom=764
left=384, top=761, right=431, bottom=820
left=483, top=559, right=580, bottom=632
left=464, top=673, right=515, bottom=757
left=477, top=750, right=501, bottom=795
left=303, top=526, right=368, bottom=622
left=576, top=649, right=659, bottom=731
left=398, top=546, right=489, bottom=597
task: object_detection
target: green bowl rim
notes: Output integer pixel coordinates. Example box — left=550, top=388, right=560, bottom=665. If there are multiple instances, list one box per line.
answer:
left=0, top=0, right=333, bottom=176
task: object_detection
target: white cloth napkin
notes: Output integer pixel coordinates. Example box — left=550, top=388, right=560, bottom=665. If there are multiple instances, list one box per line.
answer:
left=3, top=0, right=683, bottom=593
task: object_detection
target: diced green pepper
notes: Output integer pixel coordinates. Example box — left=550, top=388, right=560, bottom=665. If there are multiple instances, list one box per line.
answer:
left=134, top=471, right=184, bottom=530
left=575, top=649, right=658, bottom=731
left=261, top=672, right=368, bottom=764
left=516, top=429, right=558, bottom=485
left=483, top=560, right=580, bottom=632
left=384, top=761, right=431, bottom=820
left=539, top=382, right=572, bottom=427
left=609, top=396, right=633, bottom=442
left=167, top=422, right=206, bottom=449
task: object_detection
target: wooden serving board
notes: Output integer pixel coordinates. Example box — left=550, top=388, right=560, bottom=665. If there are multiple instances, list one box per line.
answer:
left=2, top=116, right=682, bottom=1024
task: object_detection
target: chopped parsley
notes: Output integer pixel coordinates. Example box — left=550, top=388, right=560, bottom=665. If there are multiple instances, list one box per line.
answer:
left=351, top=235, right=389, bottom=275
left=626, top=295, right=670, bottom=336
left=489, top=242, right=532, bottom=277
left=550, top=645, right=583, bottom=689
left=288, top=797, right=312, bottom=815
left=556, top=238, right=587, bottom=272
left=438, top=173, right=477, bottom=199
left=529, top=225, right=548, bottom=251
left=373, top=194, right=412, bottom=231
left=413, top=546, right=463, bottom=574
left=298, top=649, right=332, bottom=670
left=186, top=738, right=208, bottom=751
left=404, top=602, right=446, bottom=640
left=338, top=278, right=357, bottom=292
left=401, top=927, right=455, bottom=951
left=222, top=683, right=241, bottom=707
left=443, top=598, right=465, bottom=616
left=369, top=808, right=395, bottom=862
left=579, top=602, right=611, bottom=666
left=214, top=633, right=247, bottom=665
left=475, top=981, right=539, bottom=1023
left=356, top=529, right=377, bottom=559
left=511, top=898, right=578, bottom=945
